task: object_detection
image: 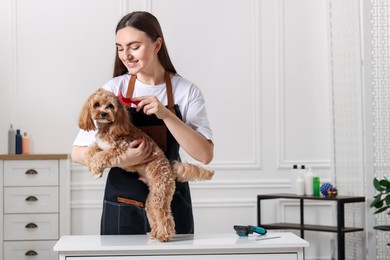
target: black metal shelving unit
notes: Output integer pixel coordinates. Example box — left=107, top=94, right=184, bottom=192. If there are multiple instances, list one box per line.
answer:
left=257, top=193, right=365, bottom=260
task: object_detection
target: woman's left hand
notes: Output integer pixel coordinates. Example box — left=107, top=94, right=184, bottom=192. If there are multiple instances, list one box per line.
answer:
left=132, top=96, right=170, bottom=119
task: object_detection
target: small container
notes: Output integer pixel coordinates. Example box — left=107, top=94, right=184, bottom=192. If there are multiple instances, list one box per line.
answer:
left=313, top=176, right=320, bottom=196
left=298, top=165, right=307, bottom=195
left=15, top=129, right=22, bottom=154
left=22, top=132, right=30, bottom=154
left=8, top=124, right=16, bottom=154
left=305, top=168, right=314, bottom=196
left=296, top=176, right=305, bottom=196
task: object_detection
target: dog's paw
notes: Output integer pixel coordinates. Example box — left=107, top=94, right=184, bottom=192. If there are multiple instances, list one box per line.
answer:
left=92, top=172, right=103, bottom=179
left=148, top=230, right=174, bottom=242
left=206, top=169, right=214, bottom=180
left=147, top=230, right=157, bottom=239
left=88, top=165, right=104, bottom=179
left=148, top=217, right=175, bottom=242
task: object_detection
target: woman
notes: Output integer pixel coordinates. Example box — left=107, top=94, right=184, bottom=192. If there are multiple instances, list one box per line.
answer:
left=71, top=11, right=213, bottom=235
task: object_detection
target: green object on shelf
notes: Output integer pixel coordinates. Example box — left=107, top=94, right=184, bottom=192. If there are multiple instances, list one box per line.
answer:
left=313, top=177, right=320, bottom=196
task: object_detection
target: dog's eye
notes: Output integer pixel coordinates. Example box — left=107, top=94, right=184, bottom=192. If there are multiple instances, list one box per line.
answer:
left=107, top=104, right=114, bottom=109
left=94, top=102, right=100, bottom=108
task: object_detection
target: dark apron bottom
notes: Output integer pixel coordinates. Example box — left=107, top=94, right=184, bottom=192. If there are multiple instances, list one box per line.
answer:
left=100, top=168, right=194, bottom=235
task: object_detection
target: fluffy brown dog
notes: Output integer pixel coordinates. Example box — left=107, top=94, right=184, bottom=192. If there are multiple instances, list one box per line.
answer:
left=78, top=88, right=214, bottom=242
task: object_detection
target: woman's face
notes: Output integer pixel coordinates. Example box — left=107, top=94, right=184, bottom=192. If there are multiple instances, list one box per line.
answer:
left=115, top=26, right=161, bottom=75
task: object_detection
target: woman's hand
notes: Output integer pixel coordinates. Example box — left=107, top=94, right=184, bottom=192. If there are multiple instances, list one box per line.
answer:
left=117, top=137, right=154, bottom=168
left=132, top=96, right=213, bottom=164
left=132, top=96, right=170, bottom=119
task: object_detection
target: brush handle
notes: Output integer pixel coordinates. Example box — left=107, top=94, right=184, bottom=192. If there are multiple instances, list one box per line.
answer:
left=249, top=225, right=267, bottom=235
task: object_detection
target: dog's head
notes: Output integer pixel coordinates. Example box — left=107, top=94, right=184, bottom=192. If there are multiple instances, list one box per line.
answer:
left=78, top=88, right=130, bottom=135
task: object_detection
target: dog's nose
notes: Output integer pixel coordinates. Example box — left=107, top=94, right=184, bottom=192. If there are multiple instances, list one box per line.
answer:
left=101, top=112, right=107, bottom=118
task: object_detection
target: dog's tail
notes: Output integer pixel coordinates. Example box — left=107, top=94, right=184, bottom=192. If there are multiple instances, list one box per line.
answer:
left=171, top=162, right=214, bottom=182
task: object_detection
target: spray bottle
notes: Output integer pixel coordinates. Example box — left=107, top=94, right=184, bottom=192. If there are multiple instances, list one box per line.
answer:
left=8, top=124, right=16, bottom=154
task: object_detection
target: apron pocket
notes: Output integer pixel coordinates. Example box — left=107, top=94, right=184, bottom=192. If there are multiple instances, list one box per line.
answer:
left=101, top=200, right=149, bottom=235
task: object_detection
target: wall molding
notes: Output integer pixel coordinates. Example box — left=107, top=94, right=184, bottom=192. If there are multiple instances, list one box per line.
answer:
left=279, top=200, right=334, bottom=223
left=71, top=198, right=257, bottom=210
left=278, top=160, right=332, bottom=170
left=10, top=0, right=18, bottom=120
left=70, top=178, right=291, bottom=192
left=205, top=0, right=263, bottom=171
left=252, top=0, right=263, bottom=171
left=276, top=0, right=331, bottom=170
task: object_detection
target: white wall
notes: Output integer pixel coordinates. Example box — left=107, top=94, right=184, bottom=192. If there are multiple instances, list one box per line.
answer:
left=0, top=0, right=333, bottom=258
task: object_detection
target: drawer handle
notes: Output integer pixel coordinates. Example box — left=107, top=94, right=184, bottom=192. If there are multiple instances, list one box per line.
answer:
left=25, top=196, right=38, bottom=202
left=25, top=250, right=38, bottom=256
left=25, top=169, right=38, bottom=175
left=25, top=223, right=38, bottom=229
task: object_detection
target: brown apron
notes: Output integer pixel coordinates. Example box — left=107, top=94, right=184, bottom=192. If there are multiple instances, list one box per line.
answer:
left=124, top=71, right=175, bottom=152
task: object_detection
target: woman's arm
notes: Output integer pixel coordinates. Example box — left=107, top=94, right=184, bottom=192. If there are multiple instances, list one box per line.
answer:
left=163, top=111, right=214, bottom=165
left=71, top=145, right=88, bottom=165
left=135, top=96, right=214, bottom=165
left=71, top=138, right=154, bottom=168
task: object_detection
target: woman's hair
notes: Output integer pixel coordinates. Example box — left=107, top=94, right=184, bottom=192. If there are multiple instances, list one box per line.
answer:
left=113, top=11, right=177, bottom=77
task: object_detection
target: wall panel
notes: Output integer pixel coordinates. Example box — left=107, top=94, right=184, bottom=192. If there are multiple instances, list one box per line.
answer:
left=278, top=0, right=331, bottom=169
left=152, top=0, right=262, bottom=169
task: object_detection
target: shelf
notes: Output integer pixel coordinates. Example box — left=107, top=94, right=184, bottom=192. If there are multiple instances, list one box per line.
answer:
left=257, top=193, right=365, bottom=203
left=261, top=223, right=364, bottom=233
left=257, top=193, right=366, bottom=260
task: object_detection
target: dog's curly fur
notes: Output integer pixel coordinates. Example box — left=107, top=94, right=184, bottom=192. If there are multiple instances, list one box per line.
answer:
left=78, top=88, right=214, bottom=242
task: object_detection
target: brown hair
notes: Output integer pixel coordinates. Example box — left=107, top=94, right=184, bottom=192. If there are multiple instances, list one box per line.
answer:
left=113, top=11, right=176, bottom=77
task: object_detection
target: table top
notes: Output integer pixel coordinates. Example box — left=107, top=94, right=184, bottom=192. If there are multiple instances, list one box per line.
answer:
left=54, top=232, right=308, bottom=255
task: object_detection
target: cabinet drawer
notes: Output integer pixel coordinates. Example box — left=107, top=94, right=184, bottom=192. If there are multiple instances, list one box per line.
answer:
left=4, top=214, right=59, bottom=240
left=4, top=187, right=59, bottom=213
left=4, top=240, right=57, bottom=260
left=4, top=160, right=59, bottom=186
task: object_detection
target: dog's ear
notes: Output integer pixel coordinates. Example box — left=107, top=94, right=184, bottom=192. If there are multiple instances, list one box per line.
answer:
left=110, top=99, right=131, bottom=136
left=78, top=92, right=96, bottom=131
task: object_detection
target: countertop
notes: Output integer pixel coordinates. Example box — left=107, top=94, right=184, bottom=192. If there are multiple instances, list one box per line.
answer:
left=54, top=232, right=308, bottom=255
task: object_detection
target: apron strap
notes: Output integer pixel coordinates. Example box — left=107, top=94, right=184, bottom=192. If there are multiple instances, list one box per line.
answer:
left=126, top=72, right=176, bottom=114
left=125, top=74, right=137, bottom=98
left=164, top=72, right=175, bottom=113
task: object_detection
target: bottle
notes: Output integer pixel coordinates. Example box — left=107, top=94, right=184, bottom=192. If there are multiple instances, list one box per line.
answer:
left=15, top=129, right=22, bottom=154
left=290, top=165, right=299, bottom=194
left=22, top=132, right=30, bottom=154
left=296, top=174, right=305, bottom=196
left=313, top=176, right=320, bottom=196
left=299, top=165, right=307, bottom=195
left=299, top=165, right=307, bottom=176
left=8, top=124, right=16, bottom=154
left=305, top=168, right=314, bottom=196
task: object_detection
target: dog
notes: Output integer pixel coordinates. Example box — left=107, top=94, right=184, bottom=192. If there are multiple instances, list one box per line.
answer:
left=78, top=88, right=214, bottom=242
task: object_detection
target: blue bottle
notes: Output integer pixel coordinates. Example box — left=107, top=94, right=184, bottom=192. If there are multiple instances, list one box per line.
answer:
left=15, top=129, right=22, bottom=154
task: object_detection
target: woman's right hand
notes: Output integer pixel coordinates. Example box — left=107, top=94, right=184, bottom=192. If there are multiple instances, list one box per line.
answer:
left=117, top=137, right=154, bottom=168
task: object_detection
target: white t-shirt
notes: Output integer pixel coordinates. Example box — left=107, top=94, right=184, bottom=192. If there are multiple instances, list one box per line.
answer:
left=73, top=74, right=213, bottom=146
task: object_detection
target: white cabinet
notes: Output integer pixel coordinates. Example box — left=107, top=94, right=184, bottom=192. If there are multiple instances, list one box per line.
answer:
left=0, top=154, right=70, bottom=260
left=54, top=233, right=309, bottom=260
